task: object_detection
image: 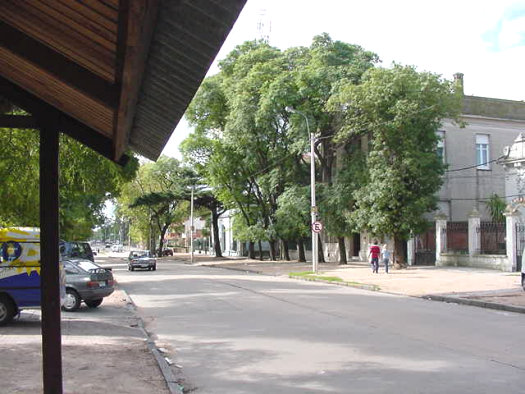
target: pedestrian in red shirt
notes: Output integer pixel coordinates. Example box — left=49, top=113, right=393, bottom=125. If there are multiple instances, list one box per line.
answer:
left=368, top=240, right=380, bottom=273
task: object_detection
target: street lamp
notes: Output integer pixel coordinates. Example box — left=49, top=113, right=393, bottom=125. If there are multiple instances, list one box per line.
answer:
left=285, top=106, right=318, bottom=273
left=190, top=185, right=195, bottom=264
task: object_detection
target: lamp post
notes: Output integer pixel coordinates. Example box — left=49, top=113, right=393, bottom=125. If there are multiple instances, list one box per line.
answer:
left=190, top=185, right=195, bottom=264
left=285, top=106, right=318, bottom=273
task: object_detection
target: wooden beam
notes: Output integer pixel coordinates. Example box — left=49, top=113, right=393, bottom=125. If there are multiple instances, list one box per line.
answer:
left=39, top=118, right=62, bottom=394
left=0, top=21, right=118, bottom=109
left=113, top=0, right=160, bottom=161
left=0, top=76, right=129, bottom=166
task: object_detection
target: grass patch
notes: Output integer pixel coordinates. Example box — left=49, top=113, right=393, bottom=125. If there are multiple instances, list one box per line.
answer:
left=289, top=271, right=380, bottom=291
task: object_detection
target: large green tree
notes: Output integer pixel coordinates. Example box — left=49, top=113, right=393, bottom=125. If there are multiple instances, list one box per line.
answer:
left=0, top=127, right=138, bottom=240
left=118, top=156, right=193, bottom=253
left=184, top=35, right=377, bottom=261
left=330, top=65, right=462, bottom=266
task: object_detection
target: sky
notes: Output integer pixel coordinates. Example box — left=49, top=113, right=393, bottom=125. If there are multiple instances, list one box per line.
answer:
left=161, top=0, right=525, bottom=159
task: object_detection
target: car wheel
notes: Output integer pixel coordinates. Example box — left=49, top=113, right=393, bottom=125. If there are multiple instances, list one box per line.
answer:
left=85, top=298, right=103, bottom=308
left=0, top=295, right=16, bottom=326
left=152, top=265, right=156, bottom=271
left=62, top=289, right=81, bottom=312
left=130, top=266, right=134, bottom=271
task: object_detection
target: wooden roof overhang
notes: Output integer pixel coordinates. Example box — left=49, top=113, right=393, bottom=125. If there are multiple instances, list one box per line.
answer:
left=0, top=2, right=246, bottom=392
left=0, top=0, right=246, bottom=162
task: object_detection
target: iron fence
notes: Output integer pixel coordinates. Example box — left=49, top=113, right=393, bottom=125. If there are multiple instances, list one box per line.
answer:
left=476, top=222, right=506, bottom=255
left=445, top=221, right=468, bottom=253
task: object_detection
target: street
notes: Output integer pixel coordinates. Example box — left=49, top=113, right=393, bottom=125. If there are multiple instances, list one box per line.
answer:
left=105, top=257, right=525, bottom=394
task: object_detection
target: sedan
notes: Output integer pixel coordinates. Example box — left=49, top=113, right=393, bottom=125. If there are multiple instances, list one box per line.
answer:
left=128, top=250, right=157, bottom=271
left=62, top=259, right=115, bottom=312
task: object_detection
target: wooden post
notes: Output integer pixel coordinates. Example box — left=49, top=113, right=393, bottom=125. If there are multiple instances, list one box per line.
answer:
left=39, top=122, right=63, bottom=393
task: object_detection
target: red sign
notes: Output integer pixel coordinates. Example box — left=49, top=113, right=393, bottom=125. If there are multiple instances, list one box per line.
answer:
left=312, top=221, right=323, bottom=233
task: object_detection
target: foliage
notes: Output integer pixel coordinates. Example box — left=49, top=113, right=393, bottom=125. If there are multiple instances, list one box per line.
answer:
left=117, top=156, right=193, bottom=251
left=274, top=186, right=310, bottom=241
left=485, top=194, right=506, bottom=223
left=330, top=65, right=462, bottom=262
left=0, top=128, right=138, bottom=240
left=183, top=35, right=378, bottom=256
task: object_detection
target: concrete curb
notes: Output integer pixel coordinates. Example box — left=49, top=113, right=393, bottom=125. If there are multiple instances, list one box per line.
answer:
left=287, top=275, right=381, bottom=292
left=424, top=294, right=525, bottom=314
left=121, top=289, right=184, bottom=394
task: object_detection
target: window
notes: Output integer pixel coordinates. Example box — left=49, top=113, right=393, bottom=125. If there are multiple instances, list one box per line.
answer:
left=436, top=131, right=445, bottom=162
left=476, top=134, right=490, bottom=170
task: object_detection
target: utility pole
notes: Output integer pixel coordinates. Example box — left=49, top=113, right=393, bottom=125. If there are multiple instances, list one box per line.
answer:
left=285, top=106, right=318, bottom=273
left=190, top=185, right=194, bottom=264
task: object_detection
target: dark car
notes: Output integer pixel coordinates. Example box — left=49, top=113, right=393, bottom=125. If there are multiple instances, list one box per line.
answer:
left=62, top=259, right=115, bottom=312
left=128, top=250, right=156, bottom=271
left=158, top=248, right=173, bottom=256
left=60, top=241, right=95, bottom=262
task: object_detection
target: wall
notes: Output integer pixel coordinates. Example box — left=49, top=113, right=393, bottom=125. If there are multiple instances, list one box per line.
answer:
left=437, top=253, right=511, bottom=271
left=439, top=116, right=525, bottom=221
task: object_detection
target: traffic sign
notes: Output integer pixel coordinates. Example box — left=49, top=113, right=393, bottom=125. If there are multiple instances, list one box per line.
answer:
left=312, top=221, right=323, bottom=233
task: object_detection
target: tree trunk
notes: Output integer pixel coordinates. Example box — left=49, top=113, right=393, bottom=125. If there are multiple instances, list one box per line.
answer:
left=297, top=239, right=306, bottom=262
left=317, top=234, right=325, bottom=263
left=282, top=240, right=290, bottom=261
left=393, top=235, right=407, bottom=269
left=258, top=240, right=263, bottom=260
left=338, top=236, right=347, bottom=264
left=269, top=239, right=277, bottom=261
left=157, top=224, right=169, bottom=255
left=211, top=210, right=222, bottom=258
left=248, top=241, right=255, bottom=259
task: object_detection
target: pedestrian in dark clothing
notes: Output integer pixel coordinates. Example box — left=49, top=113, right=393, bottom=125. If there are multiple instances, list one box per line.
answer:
left=368, top=240, right=380, bottom=273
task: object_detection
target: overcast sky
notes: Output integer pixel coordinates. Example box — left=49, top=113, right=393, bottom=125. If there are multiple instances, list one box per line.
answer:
left=161, top=0, right=525, bottom=158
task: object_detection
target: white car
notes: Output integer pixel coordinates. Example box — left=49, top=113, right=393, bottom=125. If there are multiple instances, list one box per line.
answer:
left=111, top=244, right=123, bottom=252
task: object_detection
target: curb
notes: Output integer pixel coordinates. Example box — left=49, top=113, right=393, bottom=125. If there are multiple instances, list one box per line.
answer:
left=287, top=275, right=381, bottom=292
left=424, top=294, right=525, bottom=314
left=121, top=289, right=184, bottom=394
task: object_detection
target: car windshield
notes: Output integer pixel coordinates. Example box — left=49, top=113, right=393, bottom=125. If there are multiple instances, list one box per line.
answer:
left=131, top=251, right=150, bottom=258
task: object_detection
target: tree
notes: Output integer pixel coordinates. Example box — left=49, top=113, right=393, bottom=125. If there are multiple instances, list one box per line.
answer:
left=330, top=65, right=462, bottom=266
left=0, top=126, right=138, bottom=239
left=485, top=194, right=506, bottom=223
left=192, top=191, right=226, bottom=257
left=118, top=156, right=192, bottom=253
left=318, top=144, right=367, bottom=263
left=275, top=186, right=310, bottom=261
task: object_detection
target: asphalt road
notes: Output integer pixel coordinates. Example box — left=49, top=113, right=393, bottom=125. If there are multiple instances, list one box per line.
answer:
left=103, top=257, right=525, bottom=394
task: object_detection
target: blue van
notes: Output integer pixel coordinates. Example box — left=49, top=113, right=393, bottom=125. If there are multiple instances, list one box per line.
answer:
left=0, top=228, right=65, bottom=325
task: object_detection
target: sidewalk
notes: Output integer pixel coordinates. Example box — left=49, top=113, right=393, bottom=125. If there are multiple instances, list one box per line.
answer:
left=174, top=252, right=525, bottom=313
left=0, top=289, right=173, bottom=394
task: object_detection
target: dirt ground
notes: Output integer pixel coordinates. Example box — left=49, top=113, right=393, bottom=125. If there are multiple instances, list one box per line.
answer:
left=0, top=290, right=169, bottom=394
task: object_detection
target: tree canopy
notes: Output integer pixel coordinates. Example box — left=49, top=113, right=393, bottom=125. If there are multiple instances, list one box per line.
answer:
left=330, top=64, right=462, bottom=264
left=0, top=127, right=138, bottom=240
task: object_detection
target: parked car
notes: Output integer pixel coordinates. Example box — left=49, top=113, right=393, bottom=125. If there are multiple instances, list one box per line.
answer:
left=62, top=259, right=115, bottom=312
left=111, top=244, right=123, bottom=252
left=59, top=241, right=95, bottom=262
left=128, top=250, right=156, bottom=271
left=158, top=248, right=173, bottom=256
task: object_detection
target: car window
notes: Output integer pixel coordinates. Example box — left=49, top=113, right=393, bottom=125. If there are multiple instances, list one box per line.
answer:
left=70, top=243, right=81, bottom=257
left=131, top=251, right=150, bottom=258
